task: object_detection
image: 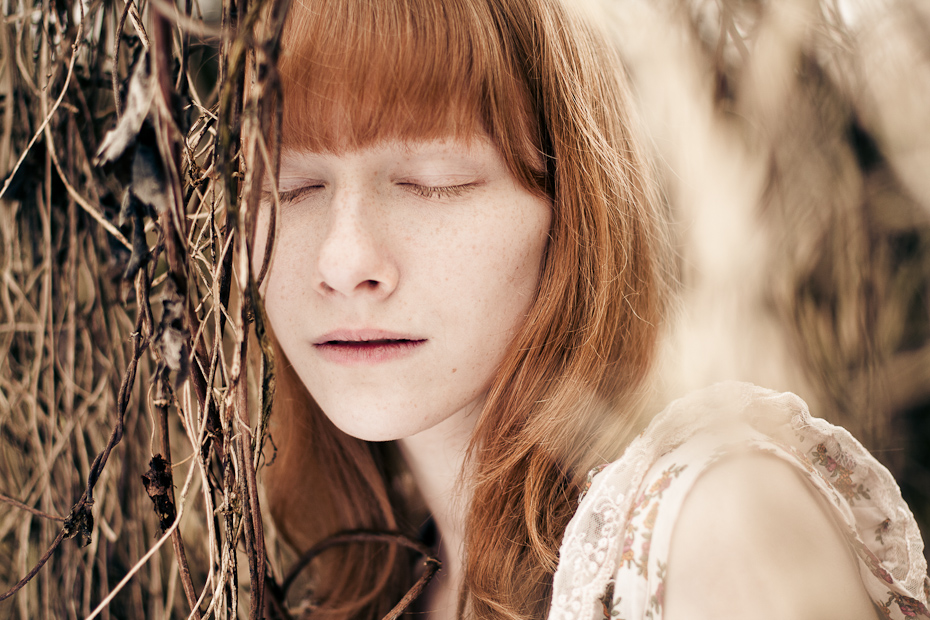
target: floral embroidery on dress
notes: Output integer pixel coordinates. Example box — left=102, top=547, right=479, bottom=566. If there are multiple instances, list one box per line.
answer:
left=622, top=464, right=687, bottom=578
left=853, top=537, right=897, bottom=585
left=810, top=443, right=871, bottom=503
left=877, top=519, right=892, bottom=545
left=620, top=531, right=635, bottom=570
left=877, top=591, right=930, bottom=618
left=637, top=504, right=658, bottom=578
left=644, top=561, right=667, bottom=620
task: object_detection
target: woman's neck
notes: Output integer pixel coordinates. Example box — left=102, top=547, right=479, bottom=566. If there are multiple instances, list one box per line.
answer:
left=398, top=400, right=480, bottom=618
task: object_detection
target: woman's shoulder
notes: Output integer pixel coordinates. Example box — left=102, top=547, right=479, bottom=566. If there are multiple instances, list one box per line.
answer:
left=549, top=382, right=930, bottom=620
left=663, top=451, right=876, bottom=620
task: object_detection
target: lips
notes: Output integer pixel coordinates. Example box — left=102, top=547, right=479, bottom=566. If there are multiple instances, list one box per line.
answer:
left=313, top=330, right=426, bottom=364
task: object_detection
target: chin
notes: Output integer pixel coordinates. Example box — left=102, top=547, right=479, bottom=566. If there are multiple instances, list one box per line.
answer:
left=318, top=403, right=432, bottom=443
left=311, top=388, right=475, bottom=443
left=336, top=423, right=401, bottom=442
left=333, top=422, right=424, bottom=443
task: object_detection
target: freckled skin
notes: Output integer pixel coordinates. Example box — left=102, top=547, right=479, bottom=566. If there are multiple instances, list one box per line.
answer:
left=257, top=136, right=551, bottom=442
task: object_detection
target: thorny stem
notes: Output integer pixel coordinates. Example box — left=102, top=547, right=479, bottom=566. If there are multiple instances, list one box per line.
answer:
left=209, top=1, right=292, bottom=618
left=155, top=380, right=202, bottom=620
left=147, top=10, right=210, bottom=618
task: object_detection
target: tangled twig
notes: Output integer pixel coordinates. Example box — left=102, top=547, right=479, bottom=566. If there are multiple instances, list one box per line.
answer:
left=275, top=530, right=442, bottom=620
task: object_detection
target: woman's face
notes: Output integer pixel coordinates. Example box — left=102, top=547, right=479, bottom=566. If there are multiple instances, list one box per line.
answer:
left=261, top=136, right=551, bottom=441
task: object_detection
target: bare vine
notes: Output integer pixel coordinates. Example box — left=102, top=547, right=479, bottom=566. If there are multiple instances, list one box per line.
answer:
left=0, top=0, right=294, bottom=616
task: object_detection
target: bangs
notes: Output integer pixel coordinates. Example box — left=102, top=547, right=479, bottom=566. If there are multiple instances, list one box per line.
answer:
left=278, top=0, right=545, bottom=185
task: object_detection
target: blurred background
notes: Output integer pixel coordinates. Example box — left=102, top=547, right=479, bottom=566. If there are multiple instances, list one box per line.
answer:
left=0, top=0, right=928, bottom=617
left=604, top=0, right=930, bottom=554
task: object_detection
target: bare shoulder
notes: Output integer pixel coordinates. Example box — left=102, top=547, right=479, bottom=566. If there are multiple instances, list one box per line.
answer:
left=664, top=452, right=877, bottom=620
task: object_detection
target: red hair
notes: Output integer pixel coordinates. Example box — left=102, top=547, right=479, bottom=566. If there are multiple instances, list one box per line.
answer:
left=263, top=1, right=670, bottom=618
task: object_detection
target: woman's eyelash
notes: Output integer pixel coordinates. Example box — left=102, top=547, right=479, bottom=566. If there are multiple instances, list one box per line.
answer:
left=270, top=182, right=476, bottom=204
left=276, top=184, right=323, bottom=205
left=405, top=183, right=476, bottom=199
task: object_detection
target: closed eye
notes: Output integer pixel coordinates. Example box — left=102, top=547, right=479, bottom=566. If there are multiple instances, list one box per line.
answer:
left=402, top=183, right=477, bottom=199
left=276, top=184, right=325, bottom=205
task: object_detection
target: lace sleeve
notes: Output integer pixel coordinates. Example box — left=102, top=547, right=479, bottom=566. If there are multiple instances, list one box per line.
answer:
left=547, top=382, right=930, bottom=620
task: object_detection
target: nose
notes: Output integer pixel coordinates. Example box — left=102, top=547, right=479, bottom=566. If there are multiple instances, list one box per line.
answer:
left=314, top=188, right=399, bottom=299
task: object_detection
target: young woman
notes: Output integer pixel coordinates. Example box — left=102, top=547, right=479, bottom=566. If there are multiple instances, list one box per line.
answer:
left=258, top=1, right=929, bottom=619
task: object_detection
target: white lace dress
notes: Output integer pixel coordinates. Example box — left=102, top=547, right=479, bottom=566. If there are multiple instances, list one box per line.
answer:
left=548, top=382, right=930, bottom=620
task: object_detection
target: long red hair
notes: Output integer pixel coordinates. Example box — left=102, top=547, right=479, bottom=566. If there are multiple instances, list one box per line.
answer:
left=262, top=1, right=670, bottom=618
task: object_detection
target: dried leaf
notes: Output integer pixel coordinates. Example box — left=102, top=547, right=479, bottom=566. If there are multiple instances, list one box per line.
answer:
left=122, top=194, right=150, bottom=281
left=118, top=187, right=134, bottom=227
left=62, top=505, right=94, bottom=549
left=153, top=281, right=191, bottom=388
left=141, top=455, right=176, bottom=534
left=95, top=55, right=154, bottom=166
left=130, top=127, right=170, bottom=215
left=157, top=327, right=188, bottom=375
